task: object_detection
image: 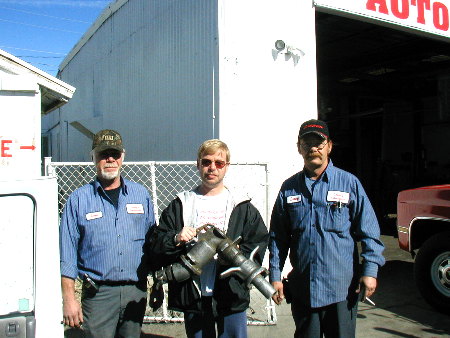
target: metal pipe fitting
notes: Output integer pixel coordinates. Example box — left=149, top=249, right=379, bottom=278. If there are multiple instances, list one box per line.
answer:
left=154, top=224, right=276, bottom=300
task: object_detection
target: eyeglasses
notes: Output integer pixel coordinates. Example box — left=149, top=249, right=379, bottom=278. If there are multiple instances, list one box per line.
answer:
left=299, top=140, right=328, bottom=151
left=200, top=159, right=228, bottom=169
left=97, top=150, right=122, bottom=160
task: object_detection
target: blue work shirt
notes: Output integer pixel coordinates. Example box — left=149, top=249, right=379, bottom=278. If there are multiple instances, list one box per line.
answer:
left=60, top=176, right=156, bottom=282
left=269, top=160, right=385, bottom=308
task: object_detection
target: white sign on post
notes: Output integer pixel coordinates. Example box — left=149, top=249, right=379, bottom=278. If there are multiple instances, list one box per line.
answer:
left=0, top=76, right=41, bottom=178
left=314, top=0, right=450, bottom=39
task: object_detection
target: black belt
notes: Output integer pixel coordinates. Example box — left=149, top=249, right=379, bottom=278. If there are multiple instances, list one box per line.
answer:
left=96, top=280, right=138, bottom=286
left=83, top=279, right=145, bottom=288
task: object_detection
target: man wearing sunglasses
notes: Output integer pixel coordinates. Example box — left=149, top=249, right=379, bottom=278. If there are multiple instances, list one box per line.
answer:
left=59, top=129, right=156, bottom=337
left=269, top=119, right=385, bottom=337
left=150, top=139, right=268, bottom=338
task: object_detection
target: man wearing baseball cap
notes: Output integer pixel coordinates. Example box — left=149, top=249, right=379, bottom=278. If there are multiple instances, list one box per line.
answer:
left=59, top=129, right=156, bottom=337
left=269, top=119, right=385, bottom=337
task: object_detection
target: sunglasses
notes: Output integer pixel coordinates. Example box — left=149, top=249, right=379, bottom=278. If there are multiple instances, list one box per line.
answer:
left=299, top=140, right=328, bottom=151
left=200, top=159, right=228, bottom=169
left=97, top=150, right=122, bottom=160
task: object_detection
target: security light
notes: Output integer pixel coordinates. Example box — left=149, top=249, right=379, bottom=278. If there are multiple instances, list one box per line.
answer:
left=275, top=40, right=286, bottom=51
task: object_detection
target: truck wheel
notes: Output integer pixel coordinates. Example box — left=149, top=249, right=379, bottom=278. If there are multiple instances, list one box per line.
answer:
left=414, top=232, right=450, bottom=314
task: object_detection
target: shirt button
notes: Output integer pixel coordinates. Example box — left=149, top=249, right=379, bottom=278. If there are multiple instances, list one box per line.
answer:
left=119, top=252, right=123, bottom=255
left=312, top=224, right=316, bottom=228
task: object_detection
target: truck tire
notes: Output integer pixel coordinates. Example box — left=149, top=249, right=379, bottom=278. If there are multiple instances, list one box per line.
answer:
left=414, top=231, right=450, bottom=314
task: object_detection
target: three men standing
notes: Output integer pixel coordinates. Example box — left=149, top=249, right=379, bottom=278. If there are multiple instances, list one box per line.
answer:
left=59, top=122, right=384, bottom=338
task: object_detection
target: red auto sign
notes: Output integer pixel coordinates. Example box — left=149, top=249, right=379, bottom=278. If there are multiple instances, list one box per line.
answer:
left=314, top=0, right=450, bottom=38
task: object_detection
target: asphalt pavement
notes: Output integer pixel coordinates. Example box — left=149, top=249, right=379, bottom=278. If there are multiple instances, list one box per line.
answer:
left=139, top=235, right=450, bottom=338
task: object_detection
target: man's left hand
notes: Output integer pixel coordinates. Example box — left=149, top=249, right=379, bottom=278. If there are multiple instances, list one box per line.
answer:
left=357, top=276, right=377, bottom=299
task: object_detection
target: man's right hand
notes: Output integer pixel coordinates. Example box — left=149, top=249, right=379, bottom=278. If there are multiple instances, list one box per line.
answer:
left=175, top=226, right=197, bottom=245
left=271, top=281, right=285, bottom=305
left=61, top=276, right=83, bottom=328
left=62, top=298, right=83, bottom=328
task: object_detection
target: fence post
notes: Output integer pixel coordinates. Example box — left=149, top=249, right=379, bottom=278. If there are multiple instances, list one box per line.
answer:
left=264, top=163, right=270, bottom=226
left=44, top=157, right=53, bottom=177
left=149, top=161, right=160, bottom=222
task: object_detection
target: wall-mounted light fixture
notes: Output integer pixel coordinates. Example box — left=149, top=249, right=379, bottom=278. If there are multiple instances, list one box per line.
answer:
left=274, top=40, right=286, bottom=51
left=273, top=39, right=305, bottom=65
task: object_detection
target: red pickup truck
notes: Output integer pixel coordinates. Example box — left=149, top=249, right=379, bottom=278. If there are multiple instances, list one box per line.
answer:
left=397, top=184, right=450, bottom=313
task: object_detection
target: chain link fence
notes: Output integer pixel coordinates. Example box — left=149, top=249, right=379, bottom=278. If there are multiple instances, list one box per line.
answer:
left=45, top=159, right=276, bottom=325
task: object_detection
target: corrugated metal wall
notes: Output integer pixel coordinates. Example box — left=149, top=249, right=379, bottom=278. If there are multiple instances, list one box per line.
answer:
left=55, top=0, right=218, bottom=161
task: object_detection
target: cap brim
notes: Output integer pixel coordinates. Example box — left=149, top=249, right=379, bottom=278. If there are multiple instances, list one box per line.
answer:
left=299, top=131, right=327, bottom=139
left=93, top=145, right=124, bottom=152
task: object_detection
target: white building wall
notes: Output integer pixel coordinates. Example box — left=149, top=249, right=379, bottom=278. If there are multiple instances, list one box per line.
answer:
left=217, top=0, right=317, bottom=204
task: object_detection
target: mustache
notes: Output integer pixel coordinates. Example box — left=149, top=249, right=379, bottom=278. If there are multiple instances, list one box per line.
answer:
left=104, top=164, right=118, bottom=168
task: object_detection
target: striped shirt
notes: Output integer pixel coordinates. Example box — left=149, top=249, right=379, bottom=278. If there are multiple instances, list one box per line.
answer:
left=269, top=160, right=385, bottom=308
left=60, top=177, right=156, bottom=282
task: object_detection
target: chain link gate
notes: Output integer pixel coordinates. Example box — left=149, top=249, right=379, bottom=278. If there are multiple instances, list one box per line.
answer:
left=45, top=159, right=276, bottom=325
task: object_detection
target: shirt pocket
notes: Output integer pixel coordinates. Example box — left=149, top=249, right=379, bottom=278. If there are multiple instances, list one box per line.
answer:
left=79, top=216, right=110, bottom=248
left=287, top=201, right=308, bottom=231
left=128, top=214, right=147, bottom=241
left=324, top=204, right=350, bottom=235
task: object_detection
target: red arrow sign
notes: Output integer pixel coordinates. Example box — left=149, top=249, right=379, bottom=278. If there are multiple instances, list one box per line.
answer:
left=20, top=145, right=36, bottom=151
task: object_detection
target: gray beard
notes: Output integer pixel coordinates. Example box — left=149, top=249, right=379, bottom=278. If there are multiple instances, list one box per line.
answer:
left=99, top=168, right=119, bottom=181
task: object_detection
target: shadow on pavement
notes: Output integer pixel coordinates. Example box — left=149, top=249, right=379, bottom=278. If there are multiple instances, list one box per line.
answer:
left=64, top=328, right=175, bottom=338
left=370, top=259, right=450, bottom=335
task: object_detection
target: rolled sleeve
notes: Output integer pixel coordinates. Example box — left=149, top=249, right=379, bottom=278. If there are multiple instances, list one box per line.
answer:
left=362, top=261, right=379, bottom=278
left=269, top=191, right=290, bottom=283
left=59, top=195, right=80, bottom=279
left=352, top=181, right=385, bottom=276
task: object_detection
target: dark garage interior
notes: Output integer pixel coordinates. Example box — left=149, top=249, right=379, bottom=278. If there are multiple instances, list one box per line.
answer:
left=315, top=11, right=450, bottom=232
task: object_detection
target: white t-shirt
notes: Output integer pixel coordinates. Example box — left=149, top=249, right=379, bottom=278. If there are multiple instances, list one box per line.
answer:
left=194, top=189, right=230, bottom=296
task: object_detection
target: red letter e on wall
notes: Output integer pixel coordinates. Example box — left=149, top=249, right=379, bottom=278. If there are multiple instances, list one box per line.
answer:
left=1, top=140, right=12, bottom=157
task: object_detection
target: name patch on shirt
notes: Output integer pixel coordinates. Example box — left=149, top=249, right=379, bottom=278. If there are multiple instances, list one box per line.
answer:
left=126, top=204, right=144, bottom=214
left=86, top=211, right=103, bottom=220
left=287, top=195, right=301, bottom=204
left=327, top=191, right=350, bottom=204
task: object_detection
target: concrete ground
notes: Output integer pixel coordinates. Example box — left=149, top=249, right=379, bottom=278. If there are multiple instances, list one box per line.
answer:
left=65, top=235, right=450, bottom=337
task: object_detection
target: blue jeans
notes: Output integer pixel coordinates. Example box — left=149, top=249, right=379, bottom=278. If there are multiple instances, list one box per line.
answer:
left=184, top=297, right=247, bottom=338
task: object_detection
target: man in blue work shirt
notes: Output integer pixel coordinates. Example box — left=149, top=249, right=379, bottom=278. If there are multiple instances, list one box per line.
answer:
left=60, top=129, right=156, bottom=338
left=269, top=119, right=385, bottom=337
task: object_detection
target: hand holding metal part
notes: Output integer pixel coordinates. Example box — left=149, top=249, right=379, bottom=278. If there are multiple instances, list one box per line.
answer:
left=153, top=224, right=276, bottom=300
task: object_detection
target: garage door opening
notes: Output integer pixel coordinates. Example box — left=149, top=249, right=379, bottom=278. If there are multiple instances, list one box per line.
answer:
left=315, top=11, right=450, bottom=233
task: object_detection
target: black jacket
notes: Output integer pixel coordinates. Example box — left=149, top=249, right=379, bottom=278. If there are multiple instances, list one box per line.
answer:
left=149, top=188, right=269, bottom=315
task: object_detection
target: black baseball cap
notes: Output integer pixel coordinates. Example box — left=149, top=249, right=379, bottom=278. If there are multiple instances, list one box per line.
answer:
left=298, top=119, right=329, bottom=139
